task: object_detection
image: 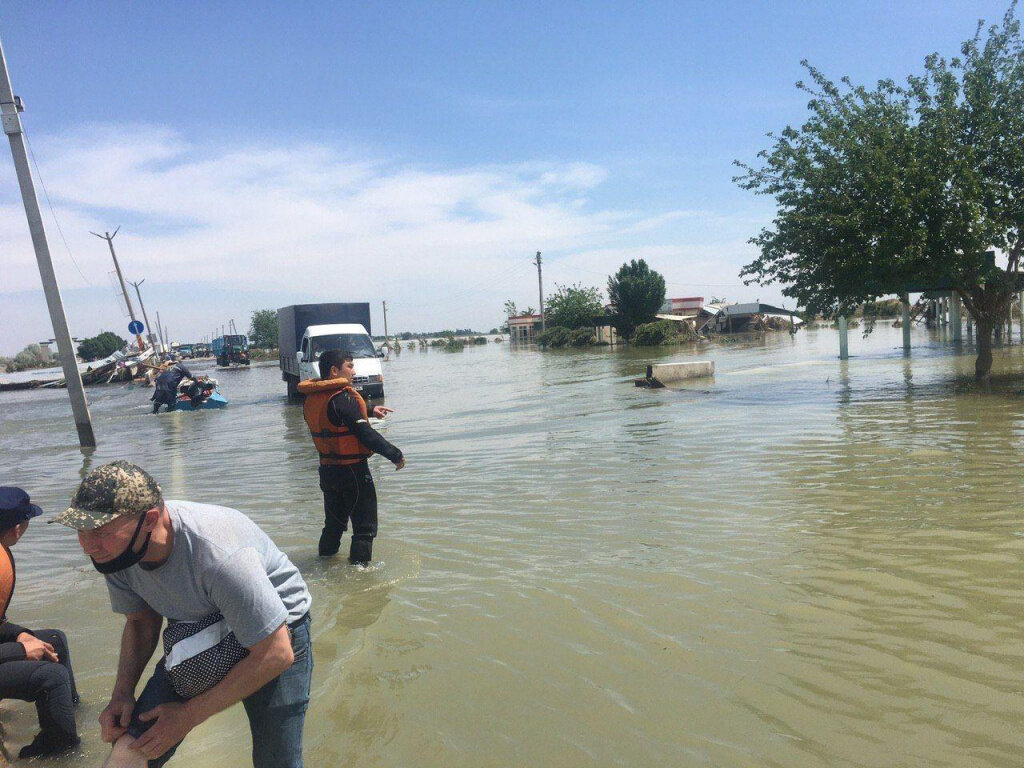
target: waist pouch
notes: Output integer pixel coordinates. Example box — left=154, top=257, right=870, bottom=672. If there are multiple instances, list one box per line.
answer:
left=162, top=612, right=249, bottom=699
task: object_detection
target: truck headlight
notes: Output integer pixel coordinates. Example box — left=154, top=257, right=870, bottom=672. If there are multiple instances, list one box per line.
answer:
left=368, top=375, right=381, bottom=383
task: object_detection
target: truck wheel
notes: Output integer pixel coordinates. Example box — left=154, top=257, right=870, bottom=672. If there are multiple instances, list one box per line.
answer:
left=286, top=374, right=300, bottom=399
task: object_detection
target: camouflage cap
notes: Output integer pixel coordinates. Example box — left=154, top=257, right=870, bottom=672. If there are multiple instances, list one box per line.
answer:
left=52, top=460, right=162, bottom=530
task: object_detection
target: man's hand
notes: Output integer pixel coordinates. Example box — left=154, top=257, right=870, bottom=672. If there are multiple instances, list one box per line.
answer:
left=99, top=694, right=136, bottom=743
left=132, top=702, right=197, bottom=758
left=18, top=633, right=58, bottom=662
left=394, top=457, right=406, bottom=470
left=372, top=405, right=394, bottom=418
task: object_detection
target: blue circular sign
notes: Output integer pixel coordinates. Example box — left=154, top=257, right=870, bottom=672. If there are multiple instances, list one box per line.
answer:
left=128, top=320, right=145, bottom=335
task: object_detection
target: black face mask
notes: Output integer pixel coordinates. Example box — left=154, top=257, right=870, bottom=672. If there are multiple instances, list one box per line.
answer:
left=91, top=513, right=151, bottom=575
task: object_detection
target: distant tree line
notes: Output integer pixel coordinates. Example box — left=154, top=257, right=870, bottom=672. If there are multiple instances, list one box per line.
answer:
left=0, top=343, right=55, bottom=373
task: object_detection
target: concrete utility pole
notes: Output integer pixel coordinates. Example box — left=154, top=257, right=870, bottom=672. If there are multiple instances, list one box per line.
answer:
left=534, top=251, right=545, bottom=332
left=129, top=279, right=158, bottom=351
left=382, top=300, right=389, bottom=339
left=156, top=311, right=167, bottom=353
left=91, top=228, right=145, bottom=352
left=0, top=38, right=96, bottom=447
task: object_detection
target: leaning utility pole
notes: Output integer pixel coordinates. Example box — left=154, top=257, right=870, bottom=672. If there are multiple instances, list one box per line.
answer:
left=382, top=300, right=389, bottom=339
left=91, top=227, right=145, bottom=352
left=0, top=38, right=96, bottom=447
left=129, top=279, right=158, bottom=351
left=533, top=251, right=545, bottom=332
left=156, top=311, right=167, bottom=353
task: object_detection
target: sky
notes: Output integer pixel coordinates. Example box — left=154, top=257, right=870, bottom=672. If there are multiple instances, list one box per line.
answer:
left=0, top=0, right=1014, bottom=353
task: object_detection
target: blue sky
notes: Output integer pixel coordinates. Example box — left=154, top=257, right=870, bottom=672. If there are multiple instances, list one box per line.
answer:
left=0, top=1, right=1013, bottom=352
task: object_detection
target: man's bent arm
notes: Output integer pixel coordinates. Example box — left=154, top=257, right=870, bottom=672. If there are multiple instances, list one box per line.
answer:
left=182, top=623, right=294, bottom=726
left=114, top=608, right=163, bottom=698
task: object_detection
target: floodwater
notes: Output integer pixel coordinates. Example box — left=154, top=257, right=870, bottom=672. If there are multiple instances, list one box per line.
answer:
left=2, top=324, right=1024, bottom=767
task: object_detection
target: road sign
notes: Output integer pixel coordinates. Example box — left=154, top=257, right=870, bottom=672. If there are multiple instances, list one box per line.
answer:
left=128, top=320, right=145, bottom=335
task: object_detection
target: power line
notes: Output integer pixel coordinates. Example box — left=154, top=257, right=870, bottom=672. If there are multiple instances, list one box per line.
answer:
left=23, top=130, right=92, bottom=285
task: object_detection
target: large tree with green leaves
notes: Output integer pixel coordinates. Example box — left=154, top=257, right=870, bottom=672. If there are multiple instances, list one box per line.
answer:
left=607, top=259, right=666, bottom=341
left=736, top=6, right=1024, bottom=378
left=545, top=283, right=604, bottom=330
left=249, top=309, right=279, bottom=349
left=77, top=331, right=126, bottom=362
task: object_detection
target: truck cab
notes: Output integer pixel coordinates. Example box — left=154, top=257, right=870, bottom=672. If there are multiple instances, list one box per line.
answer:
left=297, top=323, right=384, bottom=399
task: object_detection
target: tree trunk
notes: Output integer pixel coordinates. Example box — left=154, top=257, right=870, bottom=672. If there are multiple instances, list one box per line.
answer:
left=975, top=316, right=994, bottom=379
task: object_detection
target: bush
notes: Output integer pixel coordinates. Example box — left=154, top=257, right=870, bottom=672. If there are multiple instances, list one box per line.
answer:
left=862, top=298, right=902, bottom=318
left=632, top=320, right=697, bottom=346
left=472, top=336, right=487, bottom=345
left=1, top=343, right=55, bottom=372
left=569, top=328, right=595, bottom=347
left=443, top=338, right=465, bottom=352
left=538, top=327, right=571, bottom=348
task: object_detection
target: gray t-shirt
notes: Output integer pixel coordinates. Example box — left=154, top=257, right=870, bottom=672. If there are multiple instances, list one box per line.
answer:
left=105, top=500, right=312, bottom=648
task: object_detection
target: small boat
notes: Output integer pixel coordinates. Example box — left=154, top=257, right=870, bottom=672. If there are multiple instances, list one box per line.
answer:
left=173, top=377, right=228, bottom=410
left=174, top=389, right=228, bottom=410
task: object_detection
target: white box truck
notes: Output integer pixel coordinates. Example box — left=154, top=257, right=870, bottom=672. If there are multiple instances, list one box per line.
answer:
left=278, top=303, right=384, bottom=399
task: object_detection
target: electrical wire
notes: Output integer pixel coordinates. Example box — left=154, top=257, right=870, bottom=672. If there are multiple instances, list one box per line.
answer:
left=23, top=130, right=93, bottom=285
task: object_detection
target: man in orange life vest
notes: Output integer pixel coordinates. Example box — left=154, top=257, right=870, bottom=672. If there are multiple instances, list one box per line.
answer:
left=0, top=487, right=80, bottom=758
left=298, top=349, right=405, bottom=563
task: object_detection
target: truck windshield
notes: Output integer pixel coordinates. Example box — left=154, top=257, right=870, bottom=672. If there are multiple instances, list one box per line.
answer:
left=311, top=334, right=376, bottom=359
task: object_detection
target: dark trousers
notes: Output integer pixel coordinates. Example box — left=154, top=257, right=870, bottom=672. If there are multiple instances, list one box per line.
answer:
left=151, top=387, right=177, bottom=414
left=318, top=461, right=378, bottom=561
left=0, top=628, right=79, bottom=741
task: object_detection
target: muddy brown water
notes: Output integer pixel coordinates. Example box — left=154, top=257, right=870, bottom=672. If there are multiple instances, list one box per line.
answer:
left=2, top=324, right=1024, bottom=767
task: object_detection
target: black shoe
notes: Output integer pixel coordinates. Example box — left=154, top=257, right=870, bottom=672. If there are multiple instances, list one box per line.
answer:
left=349, top=537, right=373, bottom=565
left=19, top=733, right=81, bottom=759
left=319, top=530, right=341, bottom=557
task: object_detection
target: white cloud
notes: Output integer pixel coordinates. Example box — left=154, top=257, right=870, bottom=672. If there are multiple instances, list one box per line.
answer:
left=0, top=124, right=777, bottom=351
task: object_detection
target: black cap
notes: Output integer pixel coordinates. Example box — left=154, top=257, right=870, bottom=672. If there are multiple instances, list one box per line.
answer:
left=0, top=487, right=43, bottom=533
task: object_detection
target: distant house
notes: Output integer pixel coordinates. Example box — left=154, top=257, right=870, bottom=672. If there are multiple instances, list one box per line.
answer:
left=508, top=314, right=544, bottom=346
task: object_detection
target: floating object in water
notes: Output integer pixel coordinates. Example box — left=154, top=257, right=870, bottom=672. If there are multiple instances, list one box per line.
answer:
left=635, top=361, right=714, bottom=388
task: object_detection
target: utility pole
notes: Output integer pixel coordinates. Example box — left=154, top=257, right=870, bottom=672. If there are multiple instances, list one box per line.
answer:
left=129, top=279, right=158, bottom=351
left=0, top=38, right=96, bottom=447
left=156, top=311, right=166, bottom=354
left=533, top=251, right=545, bottom=332
left=382, top=300, right=389, bottom=339
left=90, top=227, right=145, bottom=352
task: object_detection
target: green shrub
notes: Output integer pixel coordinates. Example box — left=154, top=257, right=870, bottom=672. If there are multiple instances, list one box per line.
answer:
left=632, top=319, right=698, bottom=346
left=538, top=327, right=571, bottom=348
left=443, top=338, right=465, bottom=352
left=472, top=336, right=487, bottom=345
left=569, top=328, right=595, bottom=347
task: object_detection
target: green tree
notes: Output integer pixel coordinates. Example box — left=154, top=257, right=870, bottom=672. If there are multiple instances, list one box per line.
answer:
left=736, top=6, right=1024, bottom=378
left=545, top=283, right=604, bottom=330
left=607, top=259, right=666, bottom=340
left=249, top=309, right=279, bottom=349
left=503, top=299, right=518, bottom=318
left=77, top=332, right=126, bottom=362
left=2, top=343, right=54, bottom=372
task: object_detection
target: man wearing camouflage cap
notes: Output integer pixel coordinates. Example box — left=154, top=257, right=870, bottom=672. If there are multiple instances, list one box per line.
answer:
left=54, top=461, right=313, bottom=768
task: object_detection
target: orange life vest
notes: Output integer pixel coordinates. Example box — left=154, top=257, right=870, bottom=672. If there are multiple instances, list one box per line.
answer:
left=299, top=377, right=374, bottom=466
left=0, top=544, right=15, bottom=623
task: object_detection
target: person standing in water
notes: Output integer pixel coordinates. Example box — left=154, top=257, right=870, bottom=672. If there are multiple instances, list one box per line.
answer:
left=0, top=487, right=80, bottom=758
left=151, top=360, right=193, bottom=414
left=298, top=348, right=405, bottom=564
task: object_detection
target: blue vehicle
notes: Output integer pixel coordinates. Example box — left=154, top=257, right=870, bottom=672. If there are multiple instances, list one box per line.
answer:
left=212, top=334, right=250, bottom=367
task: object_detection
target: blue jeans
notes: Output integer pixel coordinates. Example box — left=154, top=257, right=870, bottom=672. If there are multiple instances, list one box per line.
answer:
left=128, top=616, right=313, bottom=768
